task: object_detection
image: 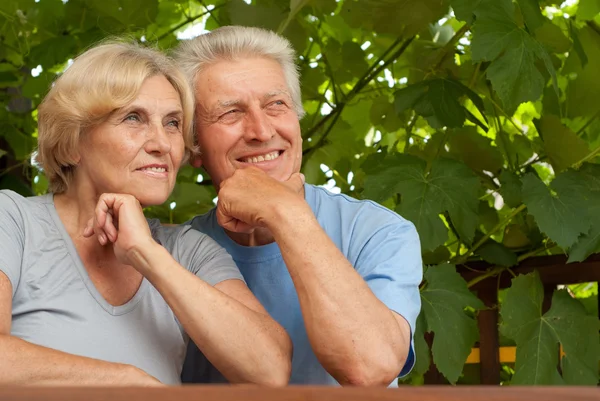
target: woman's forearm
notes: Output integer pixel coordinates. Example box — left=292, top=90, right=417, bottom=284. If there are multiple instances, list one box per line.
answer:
left=0, top=334, right=161, bottom=386
left=128, top=244, right=292, bottom=386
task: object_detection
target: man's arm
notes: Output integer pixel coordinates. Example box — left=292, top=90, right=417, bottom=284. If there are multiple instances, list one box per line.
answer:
left=268, top=207, right=412, bottom=386
left=0, top=272, right=161, bottom=386
left=216, top=168, right=419, bottom=386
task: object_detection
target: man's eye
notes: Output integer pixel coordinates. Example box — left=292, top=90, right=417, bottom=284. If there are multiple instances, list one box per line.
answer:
left=269, top=100, right=286, bottom=108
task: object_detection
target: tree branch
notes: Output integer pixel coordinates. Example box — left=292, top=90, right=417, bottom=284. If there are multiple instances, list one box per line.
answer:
left=575, top=109, right=600, bottom=137
left=156, top=4, right=226, bottom=42
left=302, top=36, right=409, bottom=142
left=453, top=204, right=527, bottom=265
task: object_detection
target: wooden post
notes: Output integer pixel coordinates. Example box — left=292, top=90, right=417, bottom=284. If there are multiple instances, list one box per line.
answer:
left=476, top=279, right=500, bottom=384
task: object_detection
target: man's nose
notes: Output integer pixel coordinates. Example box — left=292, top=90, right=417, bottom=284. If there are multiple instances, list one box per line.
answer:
left=243, top=109, right=275, bottom=142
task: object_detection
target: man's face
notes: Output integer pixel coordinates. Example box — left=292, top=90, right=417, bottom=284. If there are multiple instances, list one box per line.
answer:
left=193, top=57, right=303, bottom=191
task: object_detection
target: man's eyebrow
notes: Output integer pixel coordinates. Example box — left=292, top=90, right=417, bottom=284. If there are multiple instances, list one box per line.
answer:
left=263, top=90, right=289, bottom=100
left=216, top=99, right=242, bottom=110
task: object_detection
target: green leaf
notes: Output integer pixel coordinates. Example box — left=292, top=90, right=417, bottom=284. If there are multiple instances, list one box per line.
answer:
left=476, top=240, right=518, bottom=267
left=568, top=20, right=588, bottom=68
left=568, top=226, right=600, bottom=263
left=576, top=0, right=600, bottom=21
left=341, top=0, right=449, bottom=36
left=535, top=22, right=572, bottom=53
left=471, top=0, right=557, bottom=112
left=516, top=0, right=545, bottom=31
left=412, top=312, right=431, bottom=376
left=278, top=0, right=310, bottom=34
left=0, top=148, right=6, bottom=159
left=395, top=79, right=487, bottom=129
left=478, top=200, right=499, bottom=233
left=538, top=115, right=590, bottom=173
left=501, top=272, right=599, bottom=385
left=228, top=0, right=286, bottom=31
left=29, top=36, right=77, bottom=69
left=567, top=163, right=600, bottom=262
left=171, top=182, right=214, bottom=209
left=448, top=127, right=503, bottom=173
left=422, top=245, right=451, bottom=265
left=521, top=172, right=591, bottom=249
left=421, top=264, right=484, bottom=384
left=363, top=154, right=480, bottom=251
left=449, top=0, right=482, bottom=23
left=564, top=26, right=600, bottom=118
left=499, top=170, right=522, bottom=208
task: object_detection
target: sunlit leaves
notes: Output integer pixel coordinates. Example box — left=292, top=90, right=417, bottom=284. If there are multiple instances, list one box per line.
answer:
left=576, top=0, right=600, bottom=21
left=421, top=264, right=484, bottom=384
left=395, top=79, right=487, bottom=129
left=521, top=172, right=592, bottom=249
left=501, top=272, right=600, bottom=384
left=538, top=115, right=590, bottom=173
left=341, top=0, right=449, bottom=36
left=362, top=154, right=480, bottom=250
left=470, top=0, right=557, bottom=112
left=564, top=26, right=600, bottom=118
left=448, top=127, right=503, bottom=173
left=568, top=163, right=600, bottom=262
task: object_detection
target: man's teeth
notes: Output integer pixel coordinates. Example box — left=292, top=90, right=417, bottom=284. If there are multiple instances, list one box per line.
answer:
left=140, top=167, right=166, bottom=172
left=242, top=151, right=280, bottom=164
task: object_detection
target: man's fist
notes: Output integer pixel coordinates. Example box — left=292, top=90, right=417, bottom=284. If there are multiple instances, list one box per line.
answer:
left=216, top=167, right=306, bottom=234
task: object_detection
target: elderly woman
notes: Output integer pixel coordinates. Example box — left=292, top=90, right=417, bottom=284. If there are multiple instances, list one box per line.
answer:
left=0, top=42, right=292, bottom=386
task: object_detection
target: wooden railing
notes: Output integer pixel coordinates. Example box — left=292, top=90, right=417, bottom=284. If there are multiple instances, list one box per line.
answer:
left=0, top=386, right=598, bottom=401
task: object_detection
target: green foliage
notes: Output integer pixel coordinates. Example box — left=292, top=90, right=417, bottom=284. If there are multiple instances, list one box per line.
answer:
left=1, top=0, right=598, bottom=386
left=420, top=264, right=484, bottom=383
left=501, top=272, right=599, bottom=384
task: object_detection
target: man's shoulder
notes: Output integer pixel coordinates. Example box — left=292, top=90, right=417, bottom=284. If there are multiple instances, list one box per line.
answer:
left=187, top=208, right=217, bottom=231
left=306, top=184, right=410, bottom=228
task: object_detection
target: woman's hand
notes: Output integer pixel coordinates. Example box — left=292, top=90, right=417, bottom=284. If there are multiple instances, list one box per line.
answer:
left=83, top=193, right=157, bottom=267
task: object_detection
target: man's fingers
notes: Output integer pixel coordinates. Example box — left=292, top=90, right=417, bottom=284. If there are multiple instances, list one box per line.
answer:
left=216, top=208, right=255, bottom=234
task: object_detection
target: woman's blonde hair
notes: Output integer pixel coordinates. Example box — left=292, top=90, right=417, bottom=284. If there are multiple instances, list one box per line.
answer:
left=36, top=40, right=196, bottom=193
left=173, top=26, right=305, bottom=118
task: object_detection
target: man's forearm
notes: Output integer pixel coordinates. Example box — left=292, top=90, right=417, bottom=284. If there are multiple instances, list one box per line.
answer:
left=129, top=245, right=291, bottom=386
left=269, top=207, right=409, bottom=386
left=0, top=334, right=157, bottom=385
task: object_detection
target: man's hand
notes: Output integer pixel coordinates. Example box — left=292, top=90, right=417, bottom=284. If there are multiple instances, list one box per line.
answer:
left=216, top=167, right=306, bottom=233
left=83, top=193, right=156, bottom=266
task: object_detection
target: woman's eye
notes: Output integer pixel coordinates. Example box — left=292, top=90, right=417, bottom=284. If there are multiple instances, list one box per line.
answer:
left=167, top=119, right=180, bottom=128
left=125, top=114, right=140, bottom=122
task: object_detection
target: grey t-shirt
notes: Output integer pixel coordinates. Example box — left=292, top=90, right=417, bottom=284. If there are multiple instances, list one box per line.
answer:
left=0, top=190, right=244, bottom=385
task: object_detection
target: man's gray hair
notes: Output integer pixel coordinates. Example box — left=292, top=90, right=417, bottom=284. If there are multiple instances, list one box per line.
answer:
left=174, top=25, right=305, bottom=118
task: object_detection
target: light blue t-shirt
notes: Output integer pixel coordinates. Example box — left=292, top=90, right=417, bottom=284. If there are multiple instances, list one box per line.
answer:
left=181, top=184, right=423, bottom=385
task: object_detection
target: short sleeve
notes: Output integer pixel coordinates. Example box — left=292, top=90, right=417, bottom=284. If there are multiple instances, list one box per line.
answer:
left=354, top=219, right=423, bottom=377
left=155, top=223, right=245, bottom=287
left=0, top=191, right=25, bottom=297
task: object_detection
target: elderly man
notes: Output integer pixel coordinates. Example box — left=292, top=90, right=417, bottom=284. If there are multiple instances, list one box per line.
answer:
left=175, top=26, right=422, bottom=386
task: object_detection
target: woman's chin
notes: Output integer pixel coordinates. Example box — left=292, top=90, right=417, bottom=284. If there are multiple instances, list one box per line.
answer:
left=134, top=194, right=170, bottom=208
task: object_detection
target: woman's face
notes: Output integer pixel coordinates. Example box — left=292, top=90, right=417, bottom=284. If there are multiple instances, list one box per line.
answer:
left=76, top=75, right=185, bottom=206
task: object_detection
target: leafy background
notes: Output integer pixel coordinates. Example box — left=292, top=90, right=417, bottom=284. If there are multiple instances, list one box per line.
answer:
left=1, top=0, right=599, bottom=385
